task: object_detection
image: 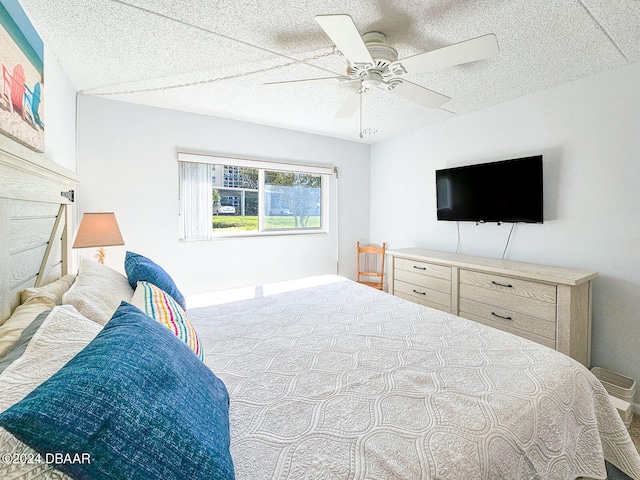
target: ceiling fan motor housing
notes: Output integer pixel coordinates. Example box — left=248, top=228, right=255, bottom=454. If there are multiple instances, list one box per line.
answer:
left=362, top=32, right=398, bottom=65
left=348, top=31, right=398, bottom=78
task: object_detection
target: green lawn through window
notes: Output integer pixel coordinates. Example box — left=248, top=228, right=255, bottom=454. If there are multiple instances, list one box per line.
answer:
left=213, top=216, right=320, bottom=232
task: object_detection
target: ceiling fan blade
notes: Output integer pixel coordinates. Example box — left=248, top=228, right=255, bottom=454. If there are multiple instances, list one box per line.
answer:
left=398, top=34, right=499, bottom=74
left=335, top=91, right=362, bottom=118
left=315, top=14, right=374, bottom=66
left=264, top=76, right=353, bottom=87
left=390, top=80, right=450, bottom=108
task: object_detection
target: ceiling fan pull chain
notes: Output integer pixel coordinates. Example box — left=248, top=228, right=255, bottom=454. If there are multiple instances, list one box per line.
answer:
left=359, top=79, right=363, bottom=139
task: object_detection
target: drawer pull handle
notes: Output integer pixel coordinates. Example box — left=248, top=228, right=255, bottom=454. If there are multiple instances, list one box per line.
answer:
left=491, top=280, right=513, bottom=288
left=412, top=289, right=427, bottom=296
left=491, top=312, right=513, bottom=321
left=412, top=265, right=427, bottom=271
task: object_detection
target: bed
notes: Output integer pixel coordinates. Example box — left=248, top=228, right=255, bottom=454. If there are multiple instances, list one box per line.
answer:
left=190, top=275, right=640, bottom=480
left=1, top=148, right=640, bottom=480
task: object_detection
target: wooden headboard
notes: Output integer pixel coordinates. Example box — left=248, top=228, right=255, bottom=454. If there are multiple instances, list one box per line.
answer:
left=0, top=137, right=78, bottom=323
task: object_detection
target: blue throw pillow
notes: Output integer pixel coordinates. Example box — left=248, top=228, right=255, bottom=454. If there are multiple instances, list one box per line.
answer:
left=125, top=251, right=186, bottom=310
left=0, top=302, right=234, bottom=480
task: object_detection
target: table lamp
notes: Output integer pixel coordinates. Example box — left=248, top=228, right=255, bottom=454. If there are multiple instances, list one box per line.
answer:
left=72, top=212, right=124, bottom=264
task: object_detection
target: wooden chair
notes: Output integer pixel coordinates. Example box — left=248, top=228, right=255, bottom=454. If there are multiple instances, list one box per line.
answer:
left=356, top=241, right=386, bottom=290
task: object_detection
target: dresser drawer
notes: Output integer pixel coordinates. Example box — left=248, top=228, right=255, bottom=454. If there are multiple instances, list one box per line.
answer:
left=395, top=280, right=451, bottom=312
left=393, top=258, right=452, bottom=312
left=395, top=266, right=451, bottom=294
left=395, top=258, right=451, bottom=283
left=459, top=297, right=556, bottom=341
left=460, top=269, right=556, bottom=321
left=463, top=311, right=556, bottom=349
left=460, top=284, right=556, bottom=321
left=460, top=269, right=556, bottom=304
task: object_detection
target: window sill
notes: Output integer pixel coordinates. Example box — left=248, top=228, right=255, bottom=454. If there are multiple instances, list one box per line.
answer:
left=180, top=229, right=328, bottom=241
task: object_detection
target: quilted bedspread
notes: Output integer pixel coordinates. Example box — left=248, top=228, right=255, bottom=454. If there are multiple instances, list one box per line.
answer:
left=189, top=275, right=640, bottom=480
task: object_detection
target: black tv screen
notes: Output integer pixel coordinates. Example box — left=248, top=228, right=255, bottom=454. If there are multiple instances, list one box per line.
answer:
left=436, top=156, right=543, bottom=223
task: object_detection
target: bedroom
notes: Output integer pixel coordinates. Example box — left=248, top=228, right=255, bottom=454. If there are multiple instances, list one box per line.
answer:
left=1, top=0, right=640, bottom=478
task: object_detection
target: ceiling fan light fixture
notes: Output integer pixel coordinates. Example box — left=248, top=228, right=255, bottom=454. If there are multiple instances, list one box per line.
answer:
left=362, top=72, right=382, bottom=89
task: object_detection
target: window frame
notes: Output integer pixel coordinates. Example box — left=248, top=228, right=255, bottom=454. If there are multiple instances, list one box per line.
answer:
left=178, top=152, right=333, bottom=240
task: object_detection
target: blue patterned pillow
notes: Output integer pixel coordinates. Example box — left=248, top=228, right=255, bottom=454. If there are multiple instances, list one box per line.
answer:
left=0, top=302, right=234, bottom=480
left=125, top=251, right=186, bottom=310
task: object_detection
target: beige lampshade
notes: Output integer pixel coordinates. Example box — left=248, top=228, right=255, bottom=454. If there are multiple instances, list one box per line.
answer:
left=73, top=212, right=124, bottom=249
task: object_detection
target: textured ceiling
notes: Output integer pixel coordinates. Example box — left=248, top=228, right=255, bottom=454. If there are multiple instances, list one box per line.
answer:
left=19, top=0, right=640, bottom=143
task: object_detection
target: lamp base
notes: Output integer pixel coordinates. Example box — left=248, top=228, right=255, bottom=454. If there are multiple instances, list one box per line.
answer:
left=95, top=247, right=106, bottom=264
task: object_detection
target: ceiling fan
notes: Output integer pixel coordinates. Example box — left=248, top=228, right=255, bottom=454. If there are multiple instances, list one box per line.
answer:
left=265, top=14, right=500, bottom=119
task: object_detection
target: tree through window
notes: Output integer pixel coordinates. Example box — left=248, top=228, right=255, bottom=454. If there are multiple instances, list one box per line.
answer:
left=264, top=171, right=322, bottom=229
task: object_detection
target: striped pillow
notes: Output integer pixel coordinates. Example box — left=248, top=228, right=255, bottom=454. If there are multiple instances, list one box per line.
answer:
left=131, top=281, right=204, bottom=362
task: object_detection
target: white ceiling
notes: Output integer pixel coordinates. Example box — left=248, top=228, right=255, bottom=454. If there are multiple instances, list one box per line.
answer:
left=20, top=0, right=640, bottom=143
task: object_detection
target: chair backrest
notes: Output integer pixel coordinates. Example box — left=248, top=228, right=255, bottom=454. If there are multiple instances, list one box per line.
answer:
left=11, top=64, right=24, bottom=110
left=32, top=82, right=41, bottom=106
left=356, top=241, right=386, bottom=290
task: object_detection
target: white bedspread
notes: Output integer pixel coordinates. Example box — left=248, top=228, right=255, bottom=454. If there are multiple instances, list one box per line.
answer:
left=189, top=275, right=640, bottom=480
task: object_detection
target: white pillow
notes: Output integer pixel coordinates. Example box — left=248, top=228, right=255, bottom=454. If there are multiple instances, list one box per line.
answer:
left=0, top=296, right=55, bottom=357
left=0, top=305, right=100, bottom=480
left=20, top=274, right=76, bottom=305
left=62, top=257, right=133, bottom=325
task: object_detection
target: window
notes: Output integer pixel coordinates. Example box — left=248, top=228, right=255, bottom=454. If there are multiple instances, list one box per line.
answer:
left=178, top=153, right=333, bottom=240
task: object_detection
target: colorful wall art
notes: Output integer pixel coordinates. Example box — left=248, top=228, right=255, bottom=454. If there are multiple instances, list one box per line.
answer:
left=0, top=0, right=44, bottom=152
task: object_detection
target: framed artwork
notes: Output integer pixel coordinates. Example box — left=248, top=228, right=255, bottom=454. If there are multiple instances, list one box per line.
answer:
left=0, top=0, right=44, bottom=152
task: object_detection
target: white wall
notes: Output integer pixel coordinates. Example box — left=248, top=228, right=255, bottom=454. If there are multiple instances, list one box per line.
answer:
left=370, top=60, right=640, bottom=408
left=77, top=96, right=370, bottom=294
left=42, top=45, right=77, bottom=171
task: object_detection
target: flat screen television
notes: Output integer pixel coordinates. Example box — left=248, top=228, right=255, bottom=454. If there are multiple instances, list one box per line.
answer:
left=436, top=155, right=543, bottom=223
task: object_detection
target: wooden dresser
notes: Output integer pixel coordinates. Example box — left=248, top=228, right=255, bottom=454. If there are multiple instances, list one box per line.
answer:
left=387, top=248, right=597, bottom=367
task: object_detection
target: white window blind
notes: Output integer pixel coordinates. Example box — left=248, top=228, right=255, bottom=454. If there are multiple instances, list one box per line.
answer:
left=179, top=162, right=214, bottom=241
